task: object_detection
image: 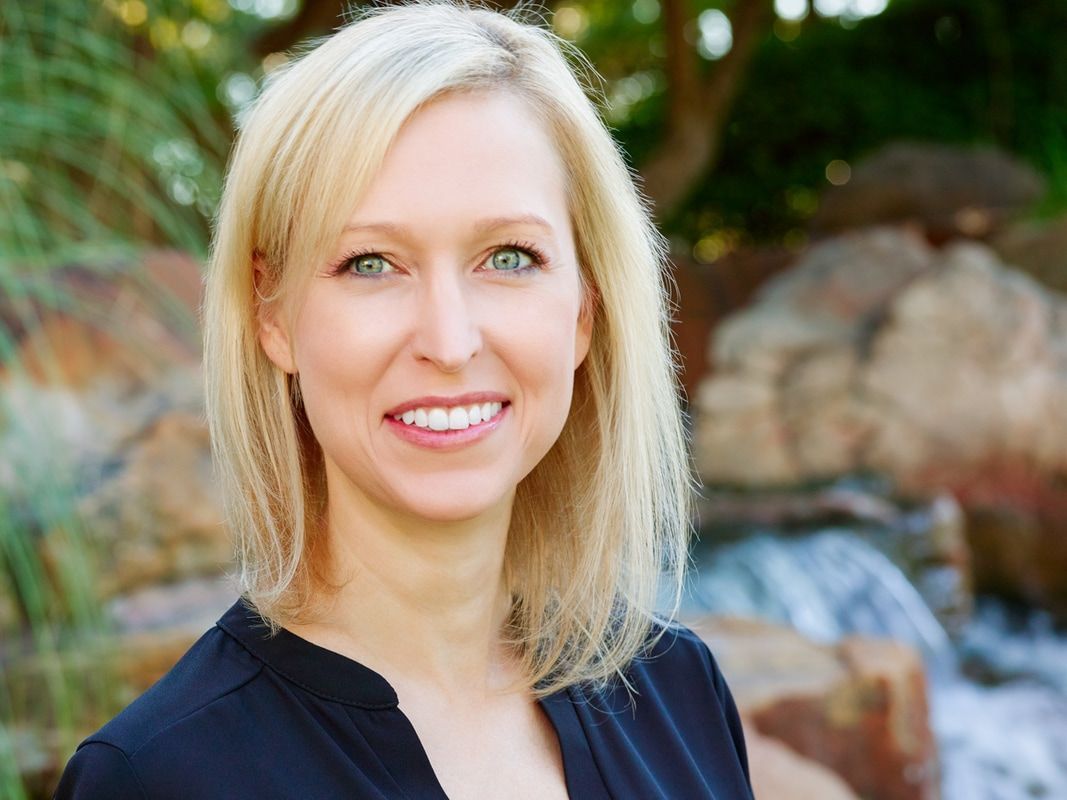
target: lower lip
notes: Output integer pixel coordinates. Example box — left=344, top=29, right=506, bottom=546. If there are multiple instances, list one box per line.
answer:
left=384, top=404, right=509, bottom=450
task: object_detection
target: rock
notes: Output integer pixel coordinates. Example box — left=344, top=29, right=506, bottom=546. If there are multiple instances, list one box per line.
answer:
left=953, top=465, right=1067, bottom=615
left=694, top=227, right=1067, bottom=619
left=861, top=243, right=1066, bottom=477
left=991, top=215, right=1067, bottom=296
left=0, top=251, right=220, bottom=619
left=813, top=142, right=1045, bottom=241
left=746, top=727, right=860, bottom=800
left=0, top=250, right=202, bottom=387
left=671, top=248, right=796, bottom=400
left=690, top=616, right=938, bottom=800
left=710, top=229, right=932, bottom=378
left=106, top=574, right=236, bottom=636
left=47, top=410, right=230, bottom=598
left=696, top=227, right=936, bottom=485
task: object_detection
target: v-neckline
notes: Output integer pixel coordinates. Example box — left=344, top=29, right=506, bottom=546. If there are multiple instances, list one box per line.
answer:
left=216, top=597, right=612, bottom=799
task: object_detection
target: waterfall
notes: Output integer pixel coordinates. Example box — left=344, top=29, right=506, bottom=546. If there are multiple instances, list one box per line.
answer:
left=686, top=530, right=1067, bottom=800
left=687, top=530, right=955, bottom=667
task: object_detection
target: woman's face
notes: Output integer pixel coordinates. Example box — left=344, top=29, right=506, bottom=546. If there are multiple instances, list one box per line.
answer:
left=260, top=90, right=592, bottom=524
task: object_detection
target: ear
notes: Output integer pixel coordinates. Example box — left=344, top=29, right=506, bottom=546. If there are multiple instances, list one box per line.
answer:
left=573, top=282, right=597, bottom=370
left=254, top=256, right=297, bottom=375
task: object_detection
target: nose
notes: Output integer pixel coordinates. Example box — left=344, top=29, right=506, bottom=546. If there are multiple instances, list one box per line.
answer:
left=410, top=270, right=483, bottom=373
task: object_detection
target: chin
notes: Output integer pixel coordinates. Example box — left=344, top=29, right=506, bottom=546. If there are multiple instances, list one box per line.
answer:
left=389, top=480, right=515, bottom=524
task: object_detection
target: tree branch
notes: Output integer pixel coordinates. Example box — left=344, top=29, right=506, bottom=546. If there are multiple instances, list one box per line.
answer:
left=639, top=0, right=775, bottom=222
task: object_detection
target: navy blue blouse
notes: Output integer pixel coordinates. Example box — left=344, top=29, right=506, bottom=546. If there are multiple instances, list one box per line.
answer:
left=54, top=598, right=753, bottom=799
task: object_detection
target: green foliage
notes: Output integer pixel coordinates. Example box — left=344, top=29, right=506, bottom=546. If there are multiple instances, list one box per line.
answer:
left=566, top=0, right=1066, bottom=244
left=666, top=0, right=1067, bottom=243
left=0, top=1, right=247, bottom=265
left=0, top=1, right=264, bottom=792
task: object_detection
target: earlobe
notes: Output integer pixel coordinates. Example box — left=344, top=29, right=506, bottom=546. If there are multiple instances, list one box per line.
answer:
left=254, top=259, right=297, bottom=375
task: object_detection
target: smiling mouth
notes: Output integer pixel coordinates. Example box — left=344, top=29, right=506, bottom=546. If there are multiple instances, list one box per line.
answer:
left=390, top=401, right=508, bottom=431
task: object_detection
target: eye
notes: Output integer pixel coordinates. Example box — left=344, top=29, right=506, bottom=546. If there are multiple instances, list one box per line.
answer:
left=331, top=250, right=395, bottom=277
left=349, top=253, right=392, bottom=275
left=488, top=247, right=532, bottom=272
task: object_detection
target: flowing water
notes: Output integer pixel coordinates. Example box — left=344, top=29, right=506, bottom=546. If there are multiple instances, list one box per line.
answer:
left=685, top=530, right=1067, bottom=800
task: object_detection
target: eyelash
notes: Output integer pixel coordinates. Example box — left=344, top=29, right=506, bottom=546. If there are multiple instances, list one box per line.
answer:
left=330, top=239, right=550, bottom=279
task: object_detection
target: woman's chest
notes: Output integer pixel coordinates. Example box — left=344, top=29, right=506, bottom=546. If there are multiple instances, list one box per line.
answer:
left=399, top=689, right=570, bottom=800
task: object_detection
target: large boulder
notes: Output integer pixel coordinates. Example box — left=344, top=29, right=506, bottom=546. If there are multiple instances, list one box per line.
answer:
left=991, top=214, right=1067, bottom=295
left=0, top=251, right=225, bottom=621
left=695, top=228, right=1067, bottom=618
left=812, top=142, right=1045, bottom=242
left=671, top=247, right=797, bottom=400
left=691, top=616, right=938, bottom=800
left=746, top=727, right=860, bottom=800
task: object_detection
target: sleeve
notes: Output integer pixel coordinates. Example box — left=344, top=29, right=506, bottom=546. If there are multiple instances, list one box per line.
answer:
left=53, top=741, right=148, bottom=800
left=701, top=640, right=753, bottom=791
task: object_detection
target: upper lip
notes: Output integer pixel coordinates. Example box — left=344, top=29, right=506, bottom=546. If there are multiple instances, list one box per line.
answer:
left=384, top=392, right=510, bottom=417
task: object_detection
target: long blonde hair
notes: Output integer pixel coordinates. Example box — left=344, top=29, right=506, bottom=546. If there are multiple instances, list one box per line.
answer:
left=203, top=0, right=693, bottom=695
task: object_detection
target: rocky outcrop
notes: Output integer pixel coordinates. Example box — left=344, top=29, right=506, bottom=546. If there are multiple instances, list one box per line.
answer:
left=746, top=727, right=860, bottom=800
left=812, top=143, right=1045, bottom=242
left=671, top=248, right=797, bottom=400
left=694, top=228, right=1067, bottom=618
left=691, top=616, right=938, bottom=800
left=0, top=251, right=226, bottom=626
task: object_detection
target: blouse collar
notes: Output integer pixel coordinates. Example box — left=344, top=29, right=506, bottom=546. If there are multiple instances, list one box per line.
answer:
left=216, top=597, right=400, bottom=709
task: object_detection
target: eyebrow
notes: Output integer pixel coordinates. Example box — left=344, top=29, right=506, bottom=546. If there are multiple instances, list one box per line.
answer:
left=342, top=213, right=555, bottom=237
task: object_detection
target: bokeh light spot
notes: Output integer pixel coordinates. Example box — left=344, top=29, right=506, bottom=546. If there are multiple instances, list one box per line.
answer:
left=553, top=6, right=589, bottom=40
left=182, top=20, right=213, bottom=49
left=775, top=0, right=809, bottom=22
left=825, top=159, right=852, bottom=185
left=117, top=0, right=148, bottom=27
left=632, top=0, right=660, bottom=25
left=697, top=9, right=733, bottom=60
left=693, top=229, right=742, bottom=263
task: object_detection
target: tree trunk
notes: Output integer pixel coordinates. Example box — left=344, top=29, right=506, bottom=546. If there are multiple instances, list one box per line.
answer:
left=639, top=0, right=775, bottom=222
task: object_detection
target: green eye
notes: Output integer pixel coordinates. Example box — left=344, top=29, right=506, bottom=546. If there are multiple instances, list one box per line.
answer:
left=490, top=248, right=532, bottom=271
left=352, top=254, right=389, bottom=275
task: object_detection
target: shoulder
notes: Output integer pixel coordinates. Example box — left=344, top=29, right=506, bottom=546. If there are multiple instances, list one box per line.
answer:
left=566, top=618, right=753, bottom=797
left=609, top=618, right=750, bottom=762
left=576, top=617, right=744, bottom=733
left=629, top=619, right=733, bottom=701
left=54, top=624, right=264, bottom=799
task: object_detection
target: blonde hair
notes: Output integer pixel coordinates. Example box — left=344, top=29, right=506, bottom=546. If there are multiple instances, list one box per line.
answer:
left=203, top=0, right=693, bottom=695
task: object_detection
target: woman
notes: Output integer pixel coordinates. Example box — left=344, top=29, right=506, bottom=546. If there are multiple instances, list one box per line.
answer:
left=55, top=2, right=752, bottom=798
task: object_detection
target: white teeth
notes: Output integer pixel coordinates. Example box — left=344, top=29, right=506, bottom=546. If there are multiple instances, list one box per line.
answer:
left=427, top=408, right=449, bottom=431
left=448, top=407, right=469, bottom=430
left=396, top=401, right=506, bottom=430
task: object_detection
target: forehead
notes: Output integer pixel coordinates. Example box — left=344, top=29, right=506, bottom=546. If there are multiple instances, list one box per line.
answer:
left=342, top=90, right=570, bottom=235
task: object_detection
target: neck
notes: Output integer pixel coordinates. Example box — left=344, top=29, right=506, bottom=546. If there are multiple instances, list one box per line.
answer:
left=295, top=463, right=519, bottom=697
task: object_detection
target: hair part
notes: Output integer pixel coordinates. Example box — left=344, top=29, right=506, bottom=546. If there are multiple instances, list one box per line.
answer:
left=203, top=0, right=694, bottom=696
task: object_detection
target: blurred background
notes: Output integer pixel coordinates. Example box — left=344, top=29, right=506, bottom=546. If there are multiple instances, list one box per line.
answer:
left=2, top=0, right=1065, bottom=797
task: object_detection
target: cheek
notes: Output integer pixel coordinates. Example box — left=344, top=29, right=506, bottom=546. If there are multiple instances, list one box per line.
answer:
left=491, top=289, right=583, bottom=405
left=290, top=295, right=397, bottom=430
